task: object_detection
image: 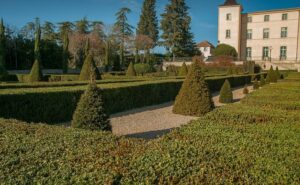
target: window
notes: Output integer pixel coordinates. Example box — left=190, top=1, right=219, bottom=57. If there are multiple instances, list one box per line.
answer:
left=226, top=13, right=232, bottom=21
left=247, top=16, right=252, bottom=23
left=246, top=47, right=252, bottom=60
left=264, top=15, right=270, bottom=22
left=282, top=13, right=288, bottom=20
left=280, top=46, right=287, bottom=60
left=204, top=47, right=208, bottom=52
left=263, top=28, right=270, bottom=39
left=281, top=27, right=288, bottom=38
left=263, top=47, right=269, bottom=59
left=226, top=30, right=231, bottom=38
left=247, top=29, right=253, bottom=39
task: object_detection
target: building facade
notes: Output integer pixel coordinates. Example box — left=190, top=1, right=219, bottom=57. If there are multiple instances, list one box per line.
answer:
left=197, top=41, right=215, bottom=61
left=218, top=0, right=300, bottom=70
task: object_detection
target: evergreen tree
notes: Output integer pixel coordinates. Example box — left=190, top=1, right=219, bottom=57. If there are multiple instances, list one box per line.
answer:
left=267, top=66, right=277, bottom=83
left=79, top=54, right=101, bottom=81
left=173, top=61, right=214, bottom=116
left=178, top=62, right=188, bottom=76
left=275, top=66, right=281, bottom=79
left=260, top=74, right=265, bottom=86
left=0, top=18, right=8, bottom=80
left=29, top=18, right=43, bottom=82
left=114, top=7, right=134, bottom=68
left=219, top=80, right=233, bottom=103
left=42, top=21, right=56, bottom=41
left=72, top=82, right=111, bottom=131
left=76, top=17, right=90, bottom=34
left=161, top=0, right=197, bottom=60
left=58, top=22, right=74, bottom=40
left=126, top=62, right=136, bottom=76
left=62, top=33, right=69, bottom=73
left=84, top=38, right=90, bottom=59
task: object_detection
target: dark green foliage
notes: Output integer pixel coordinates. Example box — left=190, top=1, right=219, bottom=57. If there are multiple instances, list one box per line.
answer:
left=214, top=44, right=238, bottom=58
left=79, top=54, right=101, bottom=81
left=243, top=85, right=249, bottom=94
left=72, top=83, right=110, bottom=131
left=126, top=62, right=136, bottom=76
left=161, top=0, right=197, bottom=58
left=219, top=79, right=233, bottom=103
left=173, top=61, right=214, bottom=116
left=243, top=61, right=255, bottom=74
left=178, top=62, right=188, bottom=76
left=253, top=79, right=259, bottom=90
left=0, top=18, right=8, bottom=80
left=260, top=74, right=266, bottom=86
left=267, top=66, right=278, bottom=83
left=137, top=0, right=159, bottom=46
left=227, top=67, right=233, bottom=75
left=62, top=33, right=69, bottom=73
left=166, top=65, right=180, bottom=76
left=134, top=63, right=151, bottom=76
left=28, top=59, right=43, bottom=82
left=275, top=66, right=281, bottom=79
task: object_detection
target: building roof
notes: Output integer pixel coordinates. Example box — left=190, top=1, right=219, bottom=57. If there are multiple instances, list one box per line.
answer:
left=197, top=41, right=215, bottom=48
left=246, top=7, right=300, bottom=15
left=220, top=0, right=240, bottom=6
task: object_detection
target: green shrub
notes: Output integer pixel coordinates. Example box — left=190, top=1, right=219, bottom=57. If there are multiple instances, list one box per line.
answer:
left=28, top=59, right=43, bottom=82
left=260, top=74, right=265, bottom=86
left=173, top=61, right=214, bottom=116
left=79, top=54, right=101, bottom=81
left=227, top=67, right=233, bottom=75
left=275, top=66, right=281, bottom=79
left=166, top=65, right=180, bottom=76
left=243, top=85, right=249, bottom=94
left=213, top=44, right=238, bottom=58
left=126, top=62, right=136, bottom=76
left=72, top=83, right=110, bottom=131
left=267, top=66, right=277, bottom=83
left=253, top=79, right=259, bottom=90
left=49, top=74, right=79, bottom=82
left=178, top=62, right=188, bottom=76
left=219, top=79, right=233, bottom=103
left=134, top=63, right=151, bottom=76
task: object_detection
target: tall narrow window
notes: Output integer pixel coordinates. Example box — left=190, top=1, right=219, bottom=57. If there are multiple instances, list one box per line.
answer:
left=263, top=47, right=269, bottom=60
left=263, top=28, right=270, bottom=39
left=247, top=16, right=252, bottom=23
left=226, top=13, right=232, bottom=21
left=226, top=30, right=231, bottom=38
left=281, top=27, right=288, bottom=38
left=282, top=13, right=288, bottom=20
left=264, top=15, right=270, bottom=22
left=246, top=47, right=252, bottom=60
left=247, top=29, right=252, bottom=39
left=280, top=46, right=287, bottom=60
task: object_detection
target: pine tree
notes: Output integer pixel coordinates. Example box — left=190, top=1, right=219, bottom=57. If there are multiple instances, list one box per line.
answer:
left=84, top=38, right=90, bottom=59
left=114, top=7, right=134, bottom=68
left=178, top=62, right=188, bottom=76
left=79, top=54, right=101, bottom=81
left=161, top=0, right=197, bottom=60
left=0, top=18, right=8, bottom=80
left=76, top=17, right=90, bottom=34
left=173, top=61, right=214, bottom=116
left=219, top=79, right=233, bottom=103
left=29, top=18, right=43, bottom=82
left=72, top=82, right=111, bottom=131
left=42, top=21, right=56, bottom=41
left=62, top=33, right=69, bottom=73
left=260, top=74, right=265, bottom=86
left=137, top=0, right=159, bottom=57
left=126, top=62, right=136, bottom=76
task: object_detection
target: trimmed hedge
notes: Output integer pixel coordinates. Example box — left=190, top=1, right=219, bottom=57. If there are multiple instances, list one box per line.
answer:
left=0, top=74, right=265, bottom=123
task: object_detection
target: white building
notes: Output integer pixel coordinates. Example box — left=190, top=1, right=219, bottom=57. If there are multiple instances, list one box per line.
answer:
left=218, top=0, right=300, bottom=70
left=197, top=41, right=215, bottom=61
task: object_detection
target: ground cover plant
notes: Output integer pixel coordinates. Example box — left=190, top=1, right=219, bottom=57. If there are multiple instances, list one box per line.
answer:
left=0, top=73, right=299, bottom=184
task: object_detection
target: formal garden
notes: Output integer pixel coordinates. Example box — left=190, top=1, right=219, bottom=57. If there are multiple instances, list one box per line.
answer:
left=0, top=0, right=299, bottom=184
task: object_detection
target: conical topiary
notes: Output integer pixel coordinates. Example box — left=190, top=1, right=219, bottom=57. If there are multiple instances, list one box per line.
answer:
left=275, top=66, right=281, bottom=80
left=267, top=66, right=277, bottom=83
left=260, top=74, right=265, bottom=86
left=79, top=54, right=101, bottom=81
left=243, top=85, right=249, bottom=94
left=72, top=82, right=111, bottom=131
left=178, top=62, right=188, bottom=76
left=126, top=62, right=136, bottom=76
left=28, top=59, right=43, bottom=82
left=253, top=79, right=259, bottom=90
left=173, top=61, right=214, bottom=116
left=219, top=79, right=233, bottom=103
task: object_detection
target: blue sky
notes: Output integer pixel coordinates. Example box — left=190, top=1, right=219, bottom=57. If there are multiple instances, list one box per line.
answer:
left=1, top=0, right=300, bottom=52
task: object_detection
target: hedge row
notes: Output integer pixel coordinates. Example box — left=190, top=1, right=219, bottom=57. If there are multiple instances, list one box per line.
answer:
left=0, top=74, right=299, bottom=184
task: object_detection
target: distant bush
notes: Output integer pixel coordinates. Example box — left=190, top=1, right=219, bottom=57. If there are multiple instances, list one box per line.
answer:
left=267, top=66, right=277, bottom=83
left=253, top=79, right=259, bottom=90
left=275, top=66, right=281, bottom=79
left=134, top=63, right=151, bottom=76
left=260, top=74, right=265, bottom=86
left=213, top=44, right=238, bottom=58
left=219, top=79, right=233, bottom=103
left=178, top=62, right=188, bottom=76
left=166, top=65, right=180, bottom=76
left=79, top=54, right=101, bottom=81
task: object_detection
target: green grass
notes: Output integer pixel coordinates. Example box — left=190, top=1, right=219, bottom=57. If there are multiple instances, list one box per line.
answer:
left=0, top=73, right=299, bottom=184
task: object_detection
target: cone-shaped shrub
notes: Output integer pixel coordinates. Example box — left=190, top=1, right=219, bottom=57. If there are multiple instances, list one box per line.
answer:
left=173, top=61, right=214, bottom=116
left=219, top=79, right=233, bottom=103
left=178, top=62, right=188, bottom=76
left=28, top=59, right=43, bottom=82
left=265, top=74, right=270, bottom=84
left=260, top=74, right=265, bottom=86
left=267, top=66, right=277, bottom=83
left=253, top=79, right=259, bottom=90
left=79, top=54, right=101, bottom=81
left=275, top=66, right=281, bottom=79
left=243, top=85, right=249, bottom=94
left=72, top=82, right=111, bottom=131
left=126, top=62, right=136, bottom=76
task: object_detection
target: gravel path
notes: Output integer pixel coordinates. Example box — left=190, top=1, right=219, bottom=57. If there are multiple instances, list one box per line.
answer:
left=111, top=85, right=253, bottom=139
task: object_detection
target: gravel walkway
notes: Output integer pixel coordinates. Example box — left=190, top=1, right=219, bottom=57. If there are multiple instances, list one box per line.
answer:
left=111, top=86, right=253, bottom=139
